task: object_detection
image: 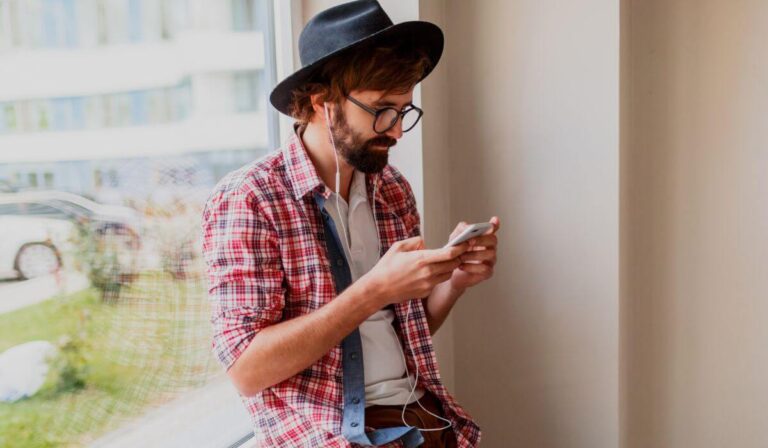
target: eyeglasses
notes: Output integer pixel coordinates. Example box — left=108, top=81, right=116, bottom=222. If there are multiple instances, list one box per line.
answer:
left=346, top=95, right=424, bottom=134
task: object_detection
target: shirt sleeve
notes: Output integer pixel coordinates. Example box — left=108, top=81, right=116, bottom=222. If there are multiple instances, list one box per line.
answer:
left=201, top=185, right=285, bottom=371
left=399, top=174, right=422, bottom=239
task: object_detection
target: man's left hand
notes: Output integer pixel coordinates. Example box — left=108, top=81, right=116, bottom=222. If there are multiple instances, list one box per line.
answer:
left=448, top=216, right=500, bottom=291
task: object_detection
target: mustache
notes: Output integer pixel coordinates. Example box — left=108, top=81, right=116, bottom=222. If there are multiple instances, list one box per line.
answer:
left=366, top=137, right=397, bottom=148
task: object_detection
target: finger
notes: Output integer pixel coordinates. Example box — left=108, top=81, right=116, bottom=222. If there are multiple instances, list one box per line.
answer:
left=459, top=250, right=495, bottom=263
left=468, top=234, right=497, bottom=248
left=434, top=271, right=453, bottom=284
left=421, top=242, right=470, bottom=263
left=487, top=216, right=501, bottom=234
left=429, top=257, right=463, bottom=274
left=459, top=263, right=493, bottom=275
left=395, top=236, right=424, bottom=252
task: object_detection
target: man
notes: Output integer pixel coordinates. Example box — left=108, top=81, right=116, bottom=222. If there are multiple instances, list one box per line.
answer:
left=202, top=1, right=499, bottom=446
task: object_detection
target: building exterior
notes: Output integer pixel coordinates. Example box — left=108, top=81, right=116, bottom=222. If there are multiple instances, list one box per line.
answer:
left=0, top=0, right=273, bottom=205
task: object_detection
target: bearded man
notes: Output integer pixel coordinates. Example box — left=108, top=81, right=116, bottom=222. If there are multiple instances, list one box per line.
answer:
left=202, top=1, right=499, bottom=446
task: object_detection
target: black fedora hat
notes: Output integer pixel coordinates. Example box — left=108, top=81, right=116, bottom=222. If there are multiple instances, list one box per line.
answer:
left=269, top=0, right=444, bottom=116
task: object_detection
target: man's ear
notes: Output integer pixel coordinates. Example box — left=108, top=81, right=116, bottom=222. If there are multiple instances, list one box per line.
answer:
left=310, top=93, right=326, bottom=119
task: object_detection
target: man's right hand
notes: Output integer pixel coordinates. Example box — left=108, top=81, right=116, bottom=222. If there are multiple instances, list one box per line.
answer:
left=362, top=236, right=470, bottom=307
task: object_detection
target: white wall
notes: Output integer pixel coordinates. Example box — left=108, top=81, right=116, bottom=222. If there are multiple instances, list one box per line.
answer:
left=621, top=1, right=768, bottom=447
left=421, top=1, right=620, bottom=446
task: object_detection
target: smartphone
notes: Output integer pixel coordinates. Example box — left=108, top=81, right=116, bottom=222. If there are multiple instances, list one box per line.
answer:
left=443, top=222, right=493, bottom=248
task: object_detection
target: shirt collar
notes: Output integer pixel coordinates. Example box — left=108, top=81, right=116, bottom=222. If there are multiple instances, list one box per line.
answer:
left=284, top=123, right=386, bottom=203
left=284, top=124, right=331, bottom=201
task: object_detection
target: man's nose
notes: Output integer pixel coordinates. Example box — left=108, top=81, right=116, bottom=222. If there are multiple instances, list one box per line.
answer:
left=384, top=117, right=404, bottom=140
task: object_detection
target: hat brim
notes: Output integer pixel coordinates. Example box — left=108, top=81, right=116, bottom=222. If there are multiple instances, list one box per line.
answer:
left=269, top=21, right=444, bottom=116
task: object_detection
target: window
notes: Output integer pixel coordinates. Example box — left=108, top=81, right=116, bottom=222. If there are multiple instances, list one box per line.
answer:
left=0, top=104, right=6, bottom=134
left=231, top=0, right=256, bottom=31
left=0, top=80, right=194, bottom=135
left=107, top=168, right=119, bottom=187
left=41, top=0, right=78, bottom=48
left=2, top=103, right=17, bottom=132
left=0, top=0, right=203, bottom=49
left=51, top=97, right=85, bottom=131
left=233, top=70, right=264, bottom=112
left=0, top=1, right=280, bottom=445
left=127, top=0, right=142, bottom=42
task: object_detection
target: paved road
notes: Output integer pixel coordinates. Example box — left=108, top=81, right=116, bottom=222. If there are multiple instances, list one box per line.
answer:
left=0, top=271, right=89, bottom=315
left=89, top=376, right=253, bottom=448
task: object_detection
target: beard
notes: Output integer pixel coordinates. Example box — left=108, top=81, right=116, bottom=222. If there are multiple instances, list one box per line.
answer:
left=330, top=104, right=396, bottom=174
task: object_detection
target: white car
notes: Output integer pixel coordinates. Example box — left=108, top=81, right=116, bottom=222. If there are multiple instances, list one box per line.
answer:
left=0, top=190, right=142, bottom=249
left=0, top=216, right=75, bottom=280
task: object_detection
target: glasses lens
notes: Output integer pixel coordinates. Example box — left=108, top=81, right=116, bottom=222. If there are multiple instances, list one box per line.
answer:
left=374, top=108, right=399, bottom=133
left=401, top=109, right=421, bottom=132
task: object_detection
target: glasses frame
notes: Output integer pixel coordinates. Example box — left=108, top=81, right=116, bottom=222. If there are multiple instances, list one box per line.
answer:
left=346, top=95, right=424, bottom=134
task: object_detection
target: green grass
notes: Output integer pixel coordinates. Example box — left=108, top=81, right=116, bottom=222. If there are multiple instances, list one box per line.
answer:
left=0, top=273, right=221, bottom=447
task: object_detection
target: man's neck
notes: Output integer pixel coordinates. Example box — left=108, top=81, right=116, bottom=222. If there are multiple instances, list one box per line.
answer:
left=300, top=121, right=355, bottom=202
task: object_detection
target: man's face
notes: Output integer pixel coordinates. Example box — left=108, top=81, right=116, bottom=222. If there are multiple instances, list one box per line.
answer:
left=329, top=89, right=414, bottom=174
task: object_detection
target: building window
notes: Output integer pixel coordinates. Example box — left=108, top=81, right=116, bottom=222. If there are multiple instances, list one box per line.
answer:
left=0, top=80, right=194, bottom=134
left=233, top=70, right=263, bottom=113
left=43, top=171, right=54, bottom=188
left=41, top=0, right=78, bottom=48
left=25, top=100, right=52, bottom=132
left=96, top=0, right=108, bottom=44
left=107, top=168, right=119, bottom=187
left=127, top=0, right=142, bottom=42
left=51, top=97, right=86, bottom=131
left=169, top=80, right=193, bottom=121
left=231, top=0, right=255, bottom=31
left=0, top=103, right=8, bottom=133
left=0, top=0, right=200, bottom=49
left=129, top=91, right=149, bottom=125
left=2, top=103, right=16, bottom=133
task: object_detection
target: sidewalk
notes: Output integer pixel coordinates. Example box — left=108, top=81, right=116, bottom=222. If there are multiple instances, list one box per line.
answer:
left=0, top=271, right=89, bottom=315
left=89, top=376, right=253, bottom=448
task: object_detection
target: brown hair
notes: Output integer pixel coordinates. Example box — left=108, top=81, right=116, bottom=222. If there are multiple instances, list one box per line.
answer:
left=288, top=42, right=432, bottom=124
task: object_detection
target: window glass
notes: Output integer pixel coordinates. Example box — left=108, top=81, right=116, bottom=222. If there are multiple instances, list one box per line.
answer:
left=0, top=1, right=276, bottom=445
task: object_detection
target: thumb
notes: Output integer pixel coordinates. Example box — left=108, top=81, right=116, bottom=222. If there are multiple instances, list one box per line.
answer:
left=395, top=236, right=424, bottom=252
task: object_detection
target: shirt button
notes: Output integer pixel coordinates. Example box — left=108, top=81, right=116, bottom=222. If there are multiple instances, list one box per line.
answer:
left=351, top=422, right=359, bottom=428
left=350, top=352, right=359, bottom=360
left=352, top=397, right=360, bottom=404
left=336, top=259, right=344, bottom=267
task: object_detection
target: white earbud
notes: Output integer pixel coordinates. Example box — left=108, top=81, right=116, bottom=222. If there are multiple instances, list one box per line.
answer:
left=324, top=103, right=349, bottom=248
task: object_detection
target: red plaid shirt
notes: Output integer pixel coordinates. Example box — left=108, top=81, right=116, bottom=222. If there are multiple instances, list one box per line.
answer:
left=202, top=128, right=481, bottom=447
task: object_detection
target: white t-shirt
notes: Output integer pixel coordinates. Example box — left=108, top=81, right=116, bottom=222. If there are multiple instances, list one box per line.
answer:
left=323, top=169, right=426, bottom=407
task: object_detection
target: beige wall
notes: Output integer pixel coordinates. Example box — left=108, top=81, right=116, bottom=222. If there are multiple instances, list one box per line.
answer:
left=620, top=1, right=768, bottom=447
left=421, top=0, right=620, bottom=447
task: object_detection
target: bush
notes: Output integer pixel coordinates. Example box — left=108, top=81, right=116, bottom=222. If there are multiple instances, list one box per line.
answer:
left=69, top=222, right=138, bottom=302
left=49, top=334, right=89, bottom=394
